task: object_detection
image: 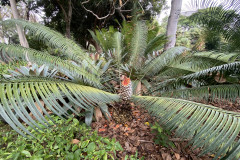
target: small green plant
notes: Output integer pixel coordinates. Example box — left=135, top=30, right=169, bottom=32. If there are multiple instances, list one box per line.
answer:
left=150, top=122, right=175, bottom=148
left=0, top=116, right=123, bottom=160
left=124, top=151, right=144, bottom=160
left=0, top=61, right=26, bottom=76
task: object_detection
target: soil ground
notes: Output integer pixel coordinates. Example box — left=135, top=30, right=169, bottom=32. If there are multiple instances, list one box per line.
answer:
left=91, top=100, right=240, bottom=160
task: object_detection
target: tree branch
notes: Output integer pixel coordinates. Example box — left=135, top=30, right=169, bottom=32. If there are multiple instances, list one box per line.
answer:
left=56, top=0, right=68, bottom=21
left=81, top=0, right=130, bottom=20
left=81, top=0, right=116, bottom=20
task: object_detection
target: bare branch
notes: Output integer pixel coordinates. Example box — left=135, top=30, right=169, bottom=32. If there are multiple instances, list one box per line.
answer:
left=117, top=8, right=125, bottom=21
left=120, top=9, right=132, bottom=12
left=121, top=0, right=130, bottom=8
left=81, top=0, right=116, bottom=20
left=81, top=0, right=130, bottom=20
left=56, top=0, right=68, bottom=21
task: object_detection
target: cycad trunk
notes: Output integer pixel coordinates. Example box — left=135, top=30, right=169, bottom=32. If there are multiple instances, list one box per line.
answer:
left=10, top=0, right=29, bottom=48
left=164, top=0, right=182, bottom=50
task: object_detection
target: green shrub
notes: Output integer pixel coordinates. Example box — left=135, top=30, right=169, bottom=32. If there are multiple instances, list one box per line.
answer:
left=0, top=61, right=26, bottom=76
left=150, top=122, right=175, bottom=148
left=0, top=116, right=123, bottom=160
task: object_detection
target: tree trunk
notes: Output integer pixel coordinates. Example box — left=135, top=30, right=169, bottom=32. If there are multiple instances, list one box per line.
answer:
left=56, top=0, right=72, bottom=39
left=10, top=0, right=29, bottom=48
left=164, top=0, right=182, bottom=50
left=66, top=0, right=72, bottom=38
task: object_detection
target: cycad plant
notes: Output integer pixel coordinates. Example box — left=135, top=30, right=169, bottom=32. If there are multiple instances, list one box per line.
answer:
left=89, top=20, right=168, bottom=95
left=190, top=5, right=240, bottom=51
left=0, top=19, right=240, bottom=159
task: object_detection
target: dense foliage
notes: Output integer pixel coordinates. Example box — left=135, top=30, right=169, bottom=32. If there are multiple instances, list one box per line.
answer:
left=0, top=116, right=123, bottom=160
left=27, top=0, right=166, bottom=48
left=190, top=6, right=240, bottom=51
left=0, top=19, right=240, bottom=159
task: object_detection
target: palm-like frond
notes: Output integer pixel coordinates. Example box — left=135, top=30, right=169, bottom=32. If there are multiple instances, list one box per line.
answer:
left=0, top=43, right=101, bottom=87
left=173, top=51, right=240, bottom=74
left=88, top=30, right=100, bottom=47
left=156, top=62, right=240, bottom=92
left=190, top=51, right=239, bottom=63
left=189, top=1, right=240, bottom=51
left=89, top=27, right=117, bottom=53
left=152, top=51, right=237, bottom=81
left=144, top=34, right=167, bottom=56
left=155, top=66, right=194, bottom=81
left=162, top=84, right=240, bottom=102
left=129, top=21, right=148, bottom=69
left=133, top=96, right=240, bottom=159
left=142, top=46, right=188, bottom=76
left=0, top=76, right=119, bottom=137
left=112, top=32, right=123, bottom=66
left=2, top=19, right=98, bottom=73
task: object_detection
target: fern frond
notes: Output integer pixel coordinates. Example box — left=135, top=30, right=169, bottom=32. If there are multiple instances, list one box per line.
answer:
left=0, top=76, right=119, bottom=136
left=144, top=34, right=167, bottom=56
left=143, top=46, right=188, bottom=76
left=162, top=84, right=240, bottom=102
left=0, top=43, right=102, bottom=87
left=133, top=96, right=240, bottom=159
left=3, top=19, right=97, bottom=73
left=129, top=21, right=148, bottom=69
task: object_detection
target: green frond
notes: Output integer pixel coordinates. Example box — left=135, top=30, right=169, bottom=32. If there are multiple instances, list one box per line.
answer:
left=151, top=51, right=229, bottom=81
left=156, top=61, right=240, bottom=92
left=179, top=51, right=239, bottom=72
left=133, top=96, right=240, bottom=159
left=156, top=54, right=230, bottom=80
left=180, top=57, right=225, bottom=72
left=162, top=84, right=240, bottom=102
left=94, top=30, right=108, bottom=52
left=144, top=34, right=167, bottom=56
left=129, top=21, right=148, bottom=69
left=3, top=19, right=97, bottom=73
left=88, top=30, right=100, bottom=46
left=0, top=43, right=102, bottom=87
left=143, top=46, right=188, bottom=76
left=89, top=27, right=117, bottom=53
left=155, top=67, right=193, bottom=81
left=191, top=51, right=239, bottom=63
left=112, top=32, right=123, bottom=66
left=0, top=76, right=119, bottom=136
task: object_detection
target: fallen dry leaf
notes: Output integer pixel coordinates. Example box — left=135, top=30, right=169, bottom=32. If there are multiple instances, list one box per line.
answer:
left=175, top=153, right=180, bottom=160
left=95, top=107, right=103, bottom=122
left=125, top=142, right=131, bottom=152
left=98, top=128, right=106, bottom=132
left=71, top=139, right=80, bottom=144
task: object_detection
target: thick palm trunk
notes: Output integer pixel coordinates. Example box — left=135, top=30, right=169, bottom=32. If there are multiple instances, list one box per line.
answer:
left=10, top=0, right=29, bottom=48
left=164, top=0, right=182, bottom=50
